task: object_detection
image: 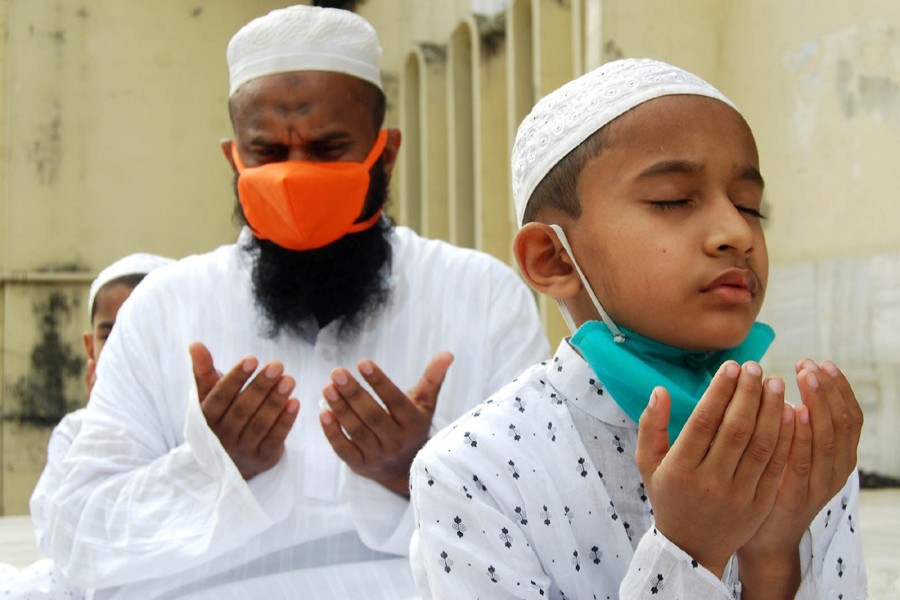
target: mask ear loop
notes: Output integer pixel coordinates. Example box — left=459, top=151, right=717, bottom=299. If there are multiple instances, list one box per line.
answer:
left=549, top=224, right=626, bottom=344
left=348, top=129, right=391, bottom=233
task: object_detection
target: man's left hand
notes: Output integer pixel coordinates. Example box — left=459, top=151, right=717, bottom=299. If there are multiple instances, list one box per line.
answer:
left=319, top=352, right=454, bottom=497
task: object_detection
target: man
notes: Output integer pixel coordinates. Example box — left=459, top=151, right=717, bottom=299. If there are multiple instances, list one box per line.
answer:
left=38, top=6, right=548, bottom=599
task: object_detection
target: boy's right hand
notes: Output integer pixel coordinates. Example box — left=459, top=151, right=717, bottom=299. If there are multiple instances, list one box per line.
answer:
left=635, top=361, right=795, bottom=577
left=189, top=342, right=300, bottom=480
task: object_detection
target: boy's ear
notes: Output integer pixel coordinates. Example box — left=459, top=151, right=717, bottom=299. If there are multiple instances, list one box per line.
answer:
left=514, top=223, right=581, bottom=300
left=83, top=331, right=95, bottom=361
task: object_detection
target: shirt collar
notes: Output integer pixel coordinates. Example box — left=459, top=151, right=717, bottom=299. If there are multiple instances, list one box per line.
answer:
left=545, top=337, right=636, bottom=429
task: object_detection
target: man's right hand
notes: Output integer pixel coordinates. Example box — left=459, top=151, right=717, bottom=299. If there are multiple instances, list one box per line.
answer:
left=189, top=342, right=299, bottom=480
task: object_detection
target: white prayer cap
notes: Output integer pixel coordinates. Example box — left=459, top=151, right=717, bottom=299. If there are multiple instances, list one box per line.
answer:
left=511, top=58, right=735, bottom=226
left=88, top=253, right=174, bottom=319
left=227, top=5, right=383, bottom=97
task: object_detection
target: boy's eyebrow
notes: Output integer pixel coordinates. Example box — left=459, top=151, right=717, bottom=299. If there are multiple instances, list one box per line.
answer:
left=637, top=160, right=766, bottom=189
left=738, top=165, right=766, bottom=189
left=637, top=159, right=702, bottom=179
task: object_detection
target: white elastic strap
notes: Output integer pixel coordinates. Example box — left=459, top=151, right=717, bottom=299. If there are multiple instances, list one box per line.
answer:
left=549, top=224, right=626, bottom=343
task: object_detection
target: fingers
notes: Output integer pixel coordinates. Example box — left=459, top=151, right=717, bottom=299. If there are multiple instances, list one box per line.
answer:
left=635, top=387, right=671, bottom=481
left=189, top=342, right=218, bottom=398
left=320, top=409, right=365, bottom=468
left=818, top=360, right=863, bottom=474
left=257, top=397, right=300, bottom=461
left=237, top=374, right=296, bottom=452
left=217, top=362, right=285, bottom=441
left=355, top=359, right=413, bottom=422
left=707, top=362, right=766, bottom=473
left=779, top=403, right=813, bottom=506
left=676, top=361, right=741, bottom=466
left=200, top=355, right=258, bottom=426
left=323, top=369, right=392, bottom=451
left=732, top=375, right=787, bottom=495
left=407, top=352, right=454, bottom=414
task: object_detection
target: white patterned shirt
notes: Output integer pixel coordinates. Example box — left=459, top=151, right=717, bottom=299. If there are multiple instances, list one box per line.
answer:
left=410, top=339, right=866, bottom=599
left=35, top=226, right=549, bottom=600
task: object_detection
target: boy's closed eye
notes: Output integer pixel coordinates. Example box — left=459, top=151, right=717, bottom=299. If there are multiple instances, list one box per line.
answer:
left=648, top=199, right=766, bottom=220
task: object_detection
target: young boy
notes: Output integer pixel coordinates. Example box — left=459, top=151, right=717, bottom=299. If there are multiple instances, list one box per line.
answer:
left=82, top=252, right=175, bottom=394
left=410, top=59, right=865, bottom=599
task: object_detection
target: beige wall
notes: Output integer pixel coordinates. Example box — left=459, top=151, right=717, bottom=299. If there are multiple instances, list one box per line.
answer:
left=0, top=0, right=290, bottom=515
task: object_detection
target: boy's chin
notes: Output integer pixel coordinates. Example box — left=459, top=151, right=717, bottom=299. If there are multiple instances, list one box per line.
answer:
left=651, top=322, right=757, bottom=352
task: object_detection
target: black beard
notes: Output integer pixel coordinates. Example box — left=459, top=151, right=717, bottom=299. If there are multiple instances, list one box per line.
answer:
left=236, top=161, right=394, bottom=342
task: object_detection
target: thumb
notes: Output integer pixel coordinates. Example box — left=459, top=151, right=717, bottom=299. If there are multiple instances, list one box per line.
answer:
left=408, top=351, right=454, bottom=412
left=189, top=341, right=220, bottom=402
left=636, top=386, right=672, bottom=480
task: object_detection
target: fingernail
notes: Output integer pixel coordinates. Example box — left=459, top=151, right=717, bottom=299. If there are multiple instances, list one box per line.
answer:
left=286, top=398, right=299, bottom=414
left=649, top=389, right=658, bottom=409
left=324, top=386, right=339, bottom=402
left=766, top=377, right=785, bottom=394
left=359, top=360, right=375, bottom=376
left=801, top=358, right=817, bottom=371
left=723, top=361, right=740, bottom=378
left=805, top=371, right=819, bottom=389
left=745, top=362, right=762, bottom=377
left=265, top=363, right=281, bottom=379
left=783, top=403, right=794, bottom=424
left=798, top=405, right=810, bottom=424
left=321, top=410, right=332, bottom=425
left=821, top=361, right=839, bottom=378
left=277, top=377, right=294, bottom=395
left=333, top=370, right=349, bottom=386
left=242, top=358, right=257, bottom=374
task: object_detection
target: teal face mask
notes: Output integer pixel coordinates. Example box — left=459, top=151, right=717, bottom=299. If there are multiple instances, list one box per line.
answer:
left=571, top=320, right=774, bottom=443
left=548, top=224, right=774, bottom=443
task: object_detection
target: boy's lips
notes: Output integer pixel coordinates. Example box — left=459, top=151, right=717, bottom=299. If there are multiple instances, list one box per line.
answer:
left=701, top=269, right=760, bottom=303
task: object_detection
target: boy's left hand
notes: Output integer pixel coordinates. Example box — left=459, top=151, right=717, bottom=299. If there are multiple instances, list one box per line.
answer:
left=738, top=359, right=863, bottom=562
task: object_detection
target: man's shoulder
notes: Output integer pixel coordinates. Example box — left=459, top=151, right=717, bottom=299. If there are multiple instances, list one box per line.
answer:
left=137, top=241, right=243, bottom=290
left=392, top=226, right=518, bottom=279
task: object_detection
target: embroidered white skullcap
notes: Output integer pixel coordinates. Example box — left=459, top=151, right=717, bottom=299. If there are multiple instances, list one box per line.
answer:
left=227, top=5, right=383, bottom=96
left=88, top=253, right=174, bottom=319
left=511, top=58, right=736, bottom=226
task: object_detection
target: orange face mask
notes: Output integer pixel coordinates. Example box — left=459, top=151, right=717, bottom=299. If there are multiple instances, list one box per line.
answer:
left=232, top=130, right=388, bottom=251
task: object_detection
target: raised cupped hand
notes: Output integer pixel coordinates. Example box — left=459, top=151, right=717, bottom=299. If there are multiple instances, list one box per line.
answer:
left=736, top=359, right=863, bottom=598
left=190, top=342, right=300, bottom=480
left=635, top=361, right=794, bottom=578
left=319, top=352, right=454, bottom=497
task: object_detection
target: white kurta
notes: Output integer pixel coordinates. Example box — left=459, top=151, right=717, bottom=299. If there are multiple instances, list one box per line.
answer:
left=36, top=226, right=549, bottom=599
left=410, top=339, right=867, bottom=599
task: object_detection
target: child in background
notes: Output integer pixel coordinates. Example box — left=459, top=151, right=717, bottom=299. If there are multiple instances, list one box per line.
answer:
left=410, top=59, right=865, bottom=599
left=1, top=253, right=173, bottom=600
left=82, top=253, right=175, bottom=394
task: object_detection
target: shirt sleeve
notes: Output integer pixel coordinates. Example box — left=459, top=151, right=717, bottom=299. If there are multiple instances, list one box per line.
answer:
left=410, top=452, right=554, bottom=599
left=40, top=289, right=294, bottom=589
left=621, top=527, right=737, bottom=599
left=347, top=470, right=413, bottom=555
left=30, top=409, right=84, bottom=554
left=792, top=470, right=867, bottom=599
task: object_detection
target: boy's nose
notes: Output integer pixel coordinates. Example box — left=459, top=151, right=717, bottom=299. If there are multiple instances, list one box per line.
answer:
left=704, top=200, right=756, bottom=257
